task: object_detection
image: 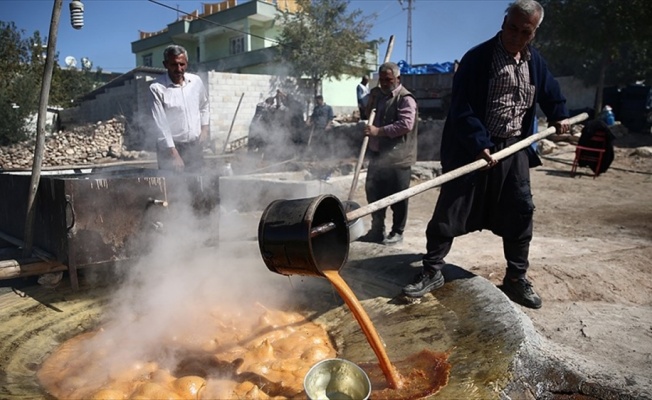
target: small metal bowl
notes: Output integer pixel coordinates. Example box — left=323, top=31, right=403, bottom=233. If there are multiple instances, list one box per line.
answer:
left=303, top=358, right=371, bottom=400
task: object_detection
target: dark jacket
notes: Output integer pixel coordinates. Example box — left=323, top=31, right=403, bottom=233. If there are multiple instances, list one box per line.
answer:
left=441, top=34, right=568, bottom=173
left=372, top=86, right=419, bottom=168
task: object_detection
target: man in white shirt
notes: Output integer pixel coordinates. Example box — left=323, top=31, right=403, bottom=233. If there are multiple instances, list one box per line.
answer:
left=149, top=45, right=210, bottom=172
left=356, top=75, right=370, bottom=120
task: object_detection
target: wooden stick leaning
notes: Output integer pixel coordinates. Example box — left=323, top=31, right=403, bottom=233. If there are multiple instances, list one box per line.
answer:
left=222, top=92, right=245, bottom=153
left=346, top=112, right=589, bottom=222
left=347, top=109, right=376, bottom=201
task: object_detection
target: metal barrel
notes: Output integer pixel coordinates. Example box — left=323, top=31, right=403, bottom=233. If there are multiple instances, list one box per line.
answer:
left=257, top=194, right=349, bottom=277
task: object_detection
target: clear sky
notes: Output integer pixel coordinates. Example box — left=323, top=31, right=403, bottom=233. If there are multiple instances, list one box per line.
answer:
left=1, top=0, right=512, bottom=73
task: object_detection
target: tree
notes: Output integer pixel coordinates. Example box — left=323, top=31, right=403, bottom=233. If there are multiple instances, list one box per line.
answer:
left=536, top=0, right=652, bottom=115
left=0, top=21, right=103, bottom=145
left=275, top=0, right=378, bottom=97
left=0, top=21, right=40, bottom=145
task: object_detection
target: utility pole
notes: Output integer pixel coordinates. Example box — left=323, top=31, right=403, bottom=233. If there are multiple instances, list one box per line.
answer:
left=398, top=0, right=414, bottom=64
left=23, top=0, right=63, bottom=258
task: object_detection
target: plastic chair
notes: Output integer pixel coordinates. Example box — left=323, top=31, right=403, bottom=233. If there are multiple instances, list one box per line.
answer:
left=570, top=130, right=608, bottom=178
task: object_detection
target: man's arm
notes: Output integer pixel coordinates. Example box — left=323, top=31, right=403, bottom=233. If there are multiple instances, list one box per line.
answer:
left=365, top=96, right=416, bottom=138
left=447, top=53, right=495, bottom=159
left=532, top=50, right=570, bottom=134
left=199, top=83, right=210, bottom=142
left=149, top=83, right=184, bottom=169
left=325, top=106, right=335, bottom=130
left=149, top=83, right=175, bottom=148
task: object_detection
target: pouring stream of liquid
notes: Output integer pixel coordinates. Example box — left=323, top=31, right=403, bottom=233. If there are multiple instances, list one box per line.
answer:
left=322, top=270, right=403, bottom=389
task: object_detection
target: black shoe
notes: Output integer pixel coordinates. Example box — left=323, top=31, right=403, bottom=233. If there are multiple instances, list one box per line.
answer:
left=501, top=277, right=542, bottom=309
left=357, top=230, right=384, bottom=243
left=402, top=270, right=445, bottom=298
left=383, top=232, right=403, bottom=245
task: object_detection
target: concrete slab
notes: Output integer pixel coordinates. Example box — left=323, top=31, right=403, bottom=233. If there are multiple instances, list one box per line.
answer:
left=219, top=171, right=365, bottom=212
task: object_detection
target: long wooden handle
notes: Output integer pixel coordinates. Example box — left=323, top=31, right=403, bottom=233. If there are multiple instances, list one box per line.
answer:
left=383, top=35, right=395, bottom=64
left=346, top=113, right=589, bottom=221
left=347, top=109, right=376, bottom=201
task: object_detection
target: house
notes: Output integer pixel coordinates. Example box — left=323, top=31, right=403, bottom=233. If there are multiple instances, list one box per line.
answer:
left=131, top=0, right=298, bottom=75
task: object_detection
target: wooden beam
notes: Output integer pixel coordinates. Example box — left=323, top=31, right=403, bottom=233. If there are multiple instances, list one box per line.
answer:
left=0, top=259, right=67, bottom=280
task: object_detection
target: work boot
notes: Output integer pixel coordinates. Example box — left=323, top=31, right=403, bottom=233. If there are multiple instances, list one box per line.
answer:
left=357, top=229, right=384, bottom=243
left=501, top=277, right=542, bottom=309
left=383, top=232, right=403, bottom=245
left=402, top=270, right=445, bottom=298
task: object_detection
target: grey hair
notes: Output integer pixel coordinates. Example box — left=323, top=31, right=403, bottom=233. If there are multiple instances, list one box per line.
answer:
left=163, top=44, right=188, bottom=61
left=379, top=62, right=400, bottom=77
left=506, top=0, right=544, bottom=26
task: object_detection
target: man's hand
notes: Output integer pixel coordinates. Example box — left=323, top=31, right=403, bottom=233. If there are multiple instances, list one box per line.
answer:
left=476, top=148, right=498, bottom=169
left=199, top=126, right=210, bottom=143
left=364, top=125, right=381, bottom=137
left=169, top=147, right=185, bottom=171
left=550, top=120, right=571, bottom=134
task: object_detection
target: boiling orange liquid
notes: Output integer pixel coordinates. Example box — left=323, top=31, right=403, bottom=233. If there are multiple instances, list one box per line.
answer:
left=38, top=306, right=337, bottom=399
left=37, top=276, right=450, bottom=399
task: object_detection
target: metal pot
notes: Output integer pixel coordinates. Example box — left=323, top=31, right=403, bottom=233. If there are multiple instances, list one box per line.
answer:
left=258, top=194, right=349, bottom=278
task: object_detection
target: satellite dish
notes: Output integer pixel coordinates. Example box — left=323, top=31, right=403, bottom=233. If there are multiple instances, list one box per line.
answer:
left=81, top=57, right=92, bottom=70
left=65, top=56, right=77, bottom=68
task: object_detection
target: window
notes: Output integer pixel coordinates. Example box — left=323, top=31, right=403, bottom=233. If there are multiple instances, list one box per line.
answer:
left=230, top=36, right=245, bottom=55
left=142, top=53, right=153, bottom=67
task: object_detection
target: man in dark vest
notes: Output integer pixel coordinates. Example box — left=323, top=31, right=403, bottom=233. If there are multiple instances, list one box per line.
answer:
left=358, top=62, right=418, bottom=245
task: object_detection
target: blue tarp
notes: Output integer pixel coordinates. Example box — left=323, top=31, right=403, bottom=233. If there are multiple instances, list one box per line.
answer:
left=398, top=60, right=454, bottom=75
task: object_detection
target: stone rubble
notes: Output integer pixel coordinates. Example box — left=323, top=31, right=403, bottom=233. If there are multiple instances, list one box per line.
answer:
left=0, top=117, right=153, bottom=171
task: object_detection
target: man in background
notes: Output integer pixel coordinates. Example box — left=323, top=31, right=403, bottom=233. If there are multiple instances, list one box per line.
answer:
left=149, top=44, right=210, bottom=172
left=357, top=75, right=370, bottom=120
left=358, top=62, right=418, bottom=245
left=308, top=95, right=335, bottom=156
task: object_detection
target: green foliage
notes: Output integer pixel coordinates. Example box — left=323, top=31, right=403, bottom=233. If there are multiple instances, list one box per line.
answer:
left=275, top=0, right=378, bottom=96
left=536, top=0, right=652, bottom=87
left=0, top=21, right=35, bottom=145
left=0, top=20, right=103, bottom=145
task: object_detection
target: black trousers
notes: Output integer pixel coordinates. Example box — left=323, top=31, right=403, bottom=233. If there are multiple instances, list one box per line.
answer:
left=157, top=140, right=204, bottom=173
left=365, top=160, right=412, bottom=235
left=423, top=140, right=534, bottom=279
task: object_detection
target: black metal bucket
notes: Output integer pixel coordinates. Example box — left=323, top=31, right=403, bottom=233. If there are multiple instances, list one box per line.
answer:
left=258, top=195, right=350, bottom=277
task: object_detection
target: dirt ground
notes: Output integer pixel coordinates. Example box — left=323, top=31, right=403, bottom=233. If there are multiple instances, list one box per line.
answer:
left=358, top=130, right=652, bottom=397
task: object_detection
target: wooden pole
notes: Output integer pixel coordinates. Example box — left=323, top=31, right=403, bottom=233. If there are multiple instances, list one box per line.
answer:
left=23, top=0, right=63, bottom=258
left=222, top=92, right=245, bottom=153
left=0, top=259, right=68, bottom=280
left=346, top=113, right=590, bottom=222
left=348, top=109, right=376, bottom=201
left=383, top=35, right=395, bottom=65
